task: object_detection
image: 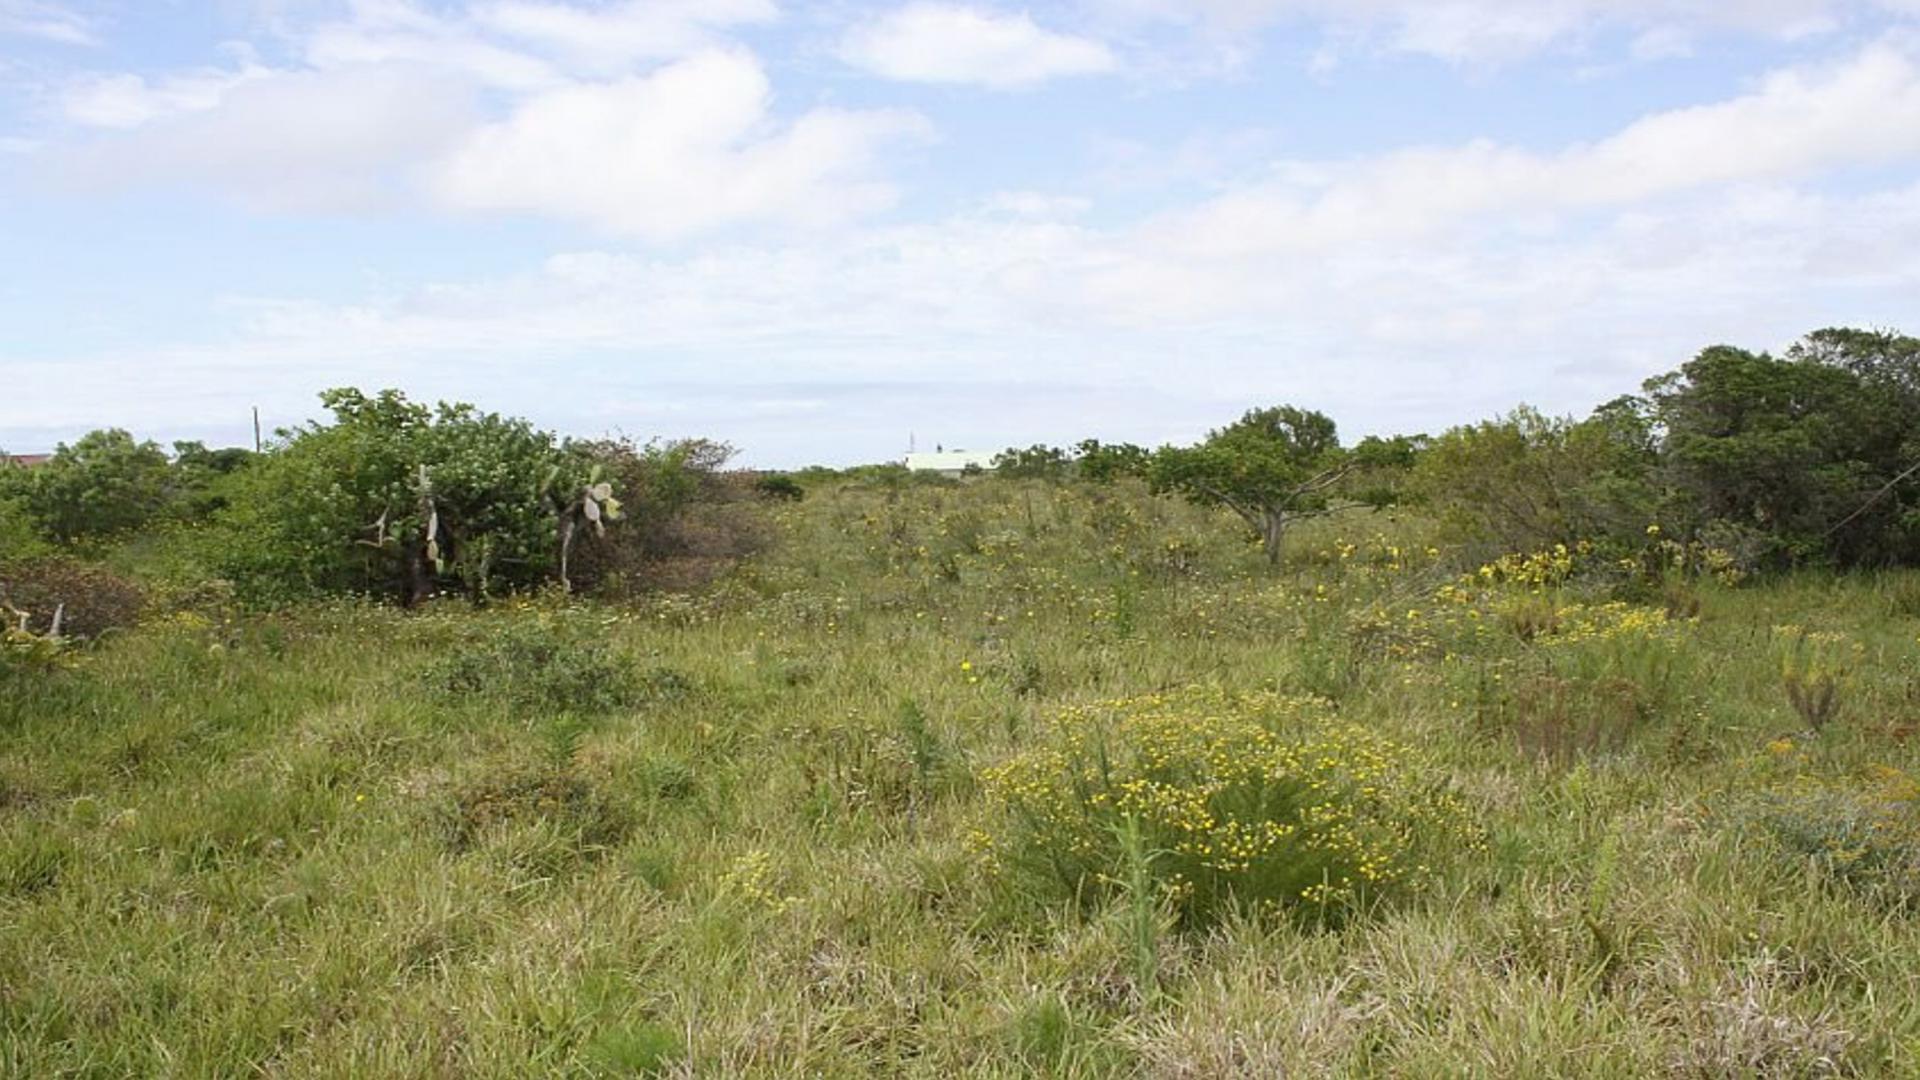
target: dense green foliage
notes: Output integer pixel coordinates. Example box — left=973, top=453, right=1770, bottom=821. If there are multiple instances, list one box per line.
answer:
left=1412, top=403, right=1658, bottom=558
left=1647, top=333, right=1920, bottom=567
left=1412, top=328, right=1920, bottom=569
left=0, top=429, right=235, bottom=545
left=200, top=389, right=594, bottom=604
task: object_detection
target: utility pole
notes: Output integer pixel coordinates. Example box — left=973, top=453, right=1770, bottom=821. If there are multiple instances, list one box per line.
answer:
left=252, top=406, right=262, bottom=453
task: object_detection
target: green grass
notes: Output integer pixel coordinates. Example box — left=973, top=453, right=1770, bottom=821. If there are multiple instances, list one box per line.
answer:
left=5, top=478, right=1920, bottom=1075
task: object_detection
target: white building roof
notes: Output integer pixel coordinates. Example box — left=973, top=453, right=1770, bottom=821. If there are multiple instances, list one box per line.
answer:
left=903, top=450, right=997, bottom=472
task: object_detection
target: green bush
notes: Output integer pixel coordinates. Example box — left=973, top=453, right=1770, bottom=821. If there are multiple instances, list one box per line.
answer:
left=206, top=388, right=609, bottom=605
left=426, top=616, right=637, bottom=715
left=0, top=492, right=51, bottom=561
left=1739, top=770, right=1920, bottom=909
left=975, top=686, right=1480, bottom=926
left=753, top=473, right=805, bottom=501
left=1413, top=404, right=1657, bottom=557
left=10, top=429, right=175, bottom=544
left=1650, top=333, right=1920, bottom=567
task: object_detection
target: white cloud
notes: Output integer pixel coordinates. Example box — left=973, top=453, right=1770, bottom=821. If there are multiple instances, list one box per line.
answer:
left=295, top=0, right=780, bottom=88
left=1153, top=41, right=1920, bottom=257
left=1085, top=0, right=1900, bottom=65
left=473, top=0, right=778, bottom=70
left=302, top=0, right=564, bottom=91
left=14, top=173, right=1920, bottom=462
left=34, top=7, right=921, bottom=237
left=0, top=0, right=94, bottom=45
left=62, top=61, right=272, bottom=128
left=839, top=3, right=1118, bottom=88
left=12, top=5, right=1920, bottom=462
left=55, top=64, right=478, bottom=212
left=982, top=190, right=1094, bottom=217
left=431, top=49, right=928, bottom=237
left=1629, top=25, right=1695, bottom=61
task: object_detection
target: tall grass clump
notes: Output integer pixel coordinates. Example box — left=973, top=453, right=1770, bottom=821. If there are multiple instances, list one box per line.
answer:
left=975, top=686, right=1480, bottom=926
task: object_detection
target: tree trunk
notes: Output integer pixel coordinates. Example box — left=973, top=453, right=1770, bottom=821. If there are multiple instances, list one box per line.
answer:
left=1262, top=510, right=1287, bottom=567
left=557, top=514, right=576, bottom=594
left=402, top=542, right=432, bottom=607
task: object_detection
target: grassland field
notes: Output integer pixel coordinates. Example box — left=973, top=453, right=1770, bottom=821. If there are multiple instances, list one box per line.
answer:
left=5, top=476, right=1920, bottom=1077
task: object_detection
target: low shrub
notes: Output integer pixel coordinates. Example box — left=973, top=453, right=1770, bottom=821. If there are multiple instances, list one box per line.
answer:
left=1738, top=770, right=1920, bottom=909
left=0, top=556, right=145, bottom=639
left=442, top=763, right=630, bottom=856
left=1475, top=672, right=1658, bottom=764
left=0, top=494, right=51, bottom=561
left=974, top=686, right=1479, bottom=926
left=426, top=617, right=637, bottom=715
left=565, top=438, right=774, bottom=596
left=0, top=624, right=71, bottom=676
left=754, top=473, right=805, bottom=501
left=1773, top=626, right=1856, bottom=732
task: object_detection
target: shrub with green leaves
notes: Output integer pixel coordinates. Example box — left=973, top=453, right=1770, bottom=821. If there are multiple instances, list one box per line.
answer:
left=565, top=437, right=770, bottom=595
left=975, top=687, right=1479, bottom=925
left=426, top=616, right=637, bottom=715
left=1739, top=770, right=1920, bottom=909
left=206, top=388, right=615, bottom=604
left=9, top=429, right=176, bottom=544
left=0, top=490, right=51, bottom=561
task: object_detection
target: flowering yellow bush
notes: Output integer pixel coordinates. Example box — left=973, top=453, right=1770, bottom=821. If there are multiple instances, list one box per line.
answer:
left=974, top=687, right=1480, bottom=925
left=1477, top=542, right=1592, bottom=588
left=1529, top=601, right=1679, bottom=648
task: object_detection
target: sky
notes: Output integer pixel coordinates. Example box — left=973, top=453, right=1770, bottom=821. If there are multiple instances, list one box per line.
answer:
left=2, top=1, right=1918, bottom=467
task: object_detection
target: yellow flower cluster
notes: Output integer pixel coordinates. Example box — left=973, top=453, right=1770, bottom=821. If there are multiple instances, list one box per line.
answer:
left=716, top=849, right=800, bottom=915
left=975, top=687, right=1479, bottom=923
left=1620, top=536, right=1747, bottom=586
left=1528, top=601, right=1678, bottom=648
left=1476, top=542, right=1593, bottom=589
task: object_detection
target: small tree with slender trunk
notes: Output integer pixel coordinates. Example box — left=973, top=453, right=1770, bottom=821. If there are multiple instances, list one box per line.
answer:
left=1146, top=406, right=1350, bottom=566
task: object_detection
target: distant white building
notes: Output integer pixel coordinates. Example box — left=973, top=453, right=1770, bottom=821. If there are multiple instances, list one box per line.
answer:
left=903, top=449, right=997, bottom=477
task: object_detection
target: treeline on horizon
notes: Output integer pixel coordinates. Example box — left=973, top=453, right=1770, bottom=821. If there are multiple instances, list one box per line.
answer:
left=3, top=326, right=1916, bottom=614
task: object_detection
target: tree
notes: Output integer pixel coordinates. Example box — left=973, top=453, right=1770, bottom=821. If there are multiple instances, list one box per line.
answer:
left=1345, top=433, right=1429, bottom=510
left=991, top=444, right=1073, bottom=480
left=1145, top=406, right=1349, bottom=566
left=1648, top=331, right=1920, bottom=566
left=1413, top=404, right=1657, bottom=555
left=1073, top=439, right=1150, bottom=483
left=19, top=429, right=174, bottom=543
left=169, top=441, right=257, bottom=520
left=1787, top=327, right=1920, bottom=397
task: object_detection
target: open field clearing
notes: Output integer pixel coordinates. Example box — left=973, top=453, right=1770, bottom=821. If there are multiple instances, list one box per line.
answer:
left=7, top=478, right=1920, bottom=1076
